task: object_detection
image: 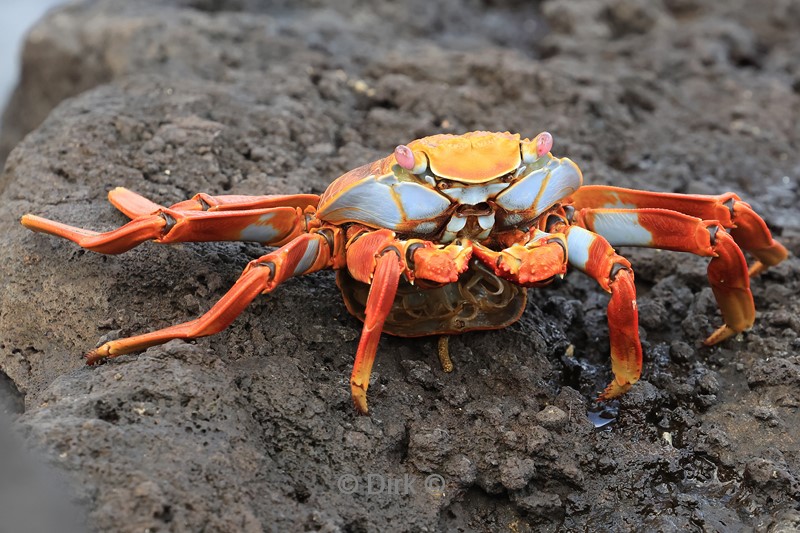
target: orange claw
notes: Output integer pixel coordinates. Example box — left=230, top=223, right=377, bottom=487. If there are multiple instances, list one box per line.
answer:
left=109, top=187, right=321, bottom=218
left=744, top=242, right=789, bottom=277
left=471, top=235, right=567, bottom=287
left=23, top=188, right=315, bottom=256
left=108, top=187, right=163, bottom=218
left=410, top=240, right=472, bottom=283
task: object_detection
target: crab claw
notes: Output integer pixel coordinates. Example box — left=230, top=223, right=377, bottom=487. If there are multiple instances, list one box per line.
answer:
left=410, top=241, right=472, bottom=283
left=521, top=132, right=554, bottom=163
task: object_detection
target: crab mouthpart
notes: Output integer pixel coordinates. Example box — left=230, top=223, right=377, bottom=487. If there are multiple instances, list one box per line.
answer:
left=456, top=202, right=493, bottom=217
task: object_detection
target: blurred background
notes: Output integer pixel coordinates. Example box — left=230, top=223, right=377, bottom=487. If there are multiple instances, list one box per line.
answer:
left=0, top=0, right=65, bottom=124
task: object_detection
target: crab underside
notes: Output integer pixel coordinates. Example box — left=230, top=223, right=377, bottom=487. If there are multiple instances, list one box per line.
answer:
left=337, top=258, right=527, bottom=337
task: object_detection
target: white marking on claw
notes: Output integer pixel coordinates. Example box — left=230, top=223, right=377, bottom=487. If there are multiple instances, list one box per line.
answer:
left=566, top=226, right=595, bottom=271
left=240, top=213, right=279, bottom=242
left=591, top=211, right=653, bottom=246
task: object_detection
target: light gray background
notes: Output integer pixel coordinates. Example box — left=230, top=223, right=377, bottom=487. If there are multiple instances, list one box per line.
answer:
left=0, top=0, right=66, bottom=126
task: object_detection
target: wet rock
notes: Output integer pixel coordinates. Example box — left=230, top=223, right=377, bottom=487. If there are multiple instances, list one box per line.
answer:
left=637, top=299, right=670, bottom=331
left=744, top=458, right=800, bottom=500
left=749, top=356, right=800, bottom=388
left=619, top=380, right=661, bottom=410
left=684, top=424, right=732, bottom=463
left=768, top=508, right=800, bottom=533
left=752, top=405, right=783, bottom=427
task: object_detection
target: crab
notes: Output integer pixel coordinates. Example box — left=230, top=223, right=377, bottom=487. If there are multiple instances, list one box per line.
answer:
left=21, top=131, right=788, bottom=413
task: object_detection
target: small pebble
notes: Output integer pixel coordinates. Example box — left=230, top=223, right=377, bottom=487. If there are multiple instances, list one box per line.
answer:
left=535, top=405, right=568, bottom=430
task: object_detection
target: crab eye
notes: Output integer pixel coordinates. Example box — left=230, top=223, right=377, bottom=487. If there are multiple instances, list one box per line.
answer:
left=393, top=144, right=428, bottom=174
left=437, top=180, right=451, bottom=190
left=394, top=145, right=416, bottom=170
left=521, top=131, right=554, bottom=163
left=536, top=132, right=553, bottom=157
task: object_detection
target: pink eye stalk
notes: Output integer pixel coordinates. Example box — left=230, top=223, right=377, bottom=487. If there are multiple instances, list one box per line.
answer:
left=536, top=131, right=553, bottom=157
left=394, top=144, right=416, bottom=170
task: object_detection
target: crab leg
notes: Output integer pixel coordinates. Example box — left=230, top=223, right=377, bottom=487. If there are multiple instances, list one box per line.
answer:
left=569, top=185, right=788, bottom=275
left=574, top=207, right=754, bottom=345
left=21, top=205, right=309, bottom=254
left=345, top=230, right=405, bottom=414
left=349, top=251, right=402, bottom=415
left=565, top=226, right=642, bottom=400
left=108, top=187, right=319, bottom=218
left=85, top=231, right=338, bottom=363
left=471, top=231, right=568, bottom=286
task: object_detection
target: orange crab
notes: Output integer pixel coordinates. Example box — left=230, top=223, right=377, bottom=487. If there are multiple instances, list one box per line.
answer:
left=21, top=131, right=788, bottom=413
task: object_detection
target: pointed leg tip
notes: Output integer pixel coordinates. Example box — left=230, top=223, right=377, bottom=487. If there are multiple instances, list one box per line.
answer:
left=18, top=213, right=101, bottom=240
left=85, top=353, right=102, bottom=366
left=350, top=383, right=370, bottom=415
left=85, top=347, right=111, bottom=366
left=20, top=213, right=43, bottom=230
left=748, top=261, right=767, bottom=278
left=352, top=397, right=369, bottom=416
left=703, top=324, right=738, bottom=346
left=598, top=381, right=633, bottom=402
left=749, top=244, right=789, bottom=277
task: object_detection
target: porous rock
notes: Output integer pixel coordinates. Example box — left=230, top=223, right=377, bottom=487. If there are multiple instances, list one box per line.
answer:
left=1, top=0, right=799, bottom=530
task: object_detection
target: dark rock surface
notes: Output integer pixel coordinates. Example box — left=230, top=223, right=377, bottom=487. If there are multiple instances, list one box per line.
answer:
left=1, top=0, right=798, bottom=531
